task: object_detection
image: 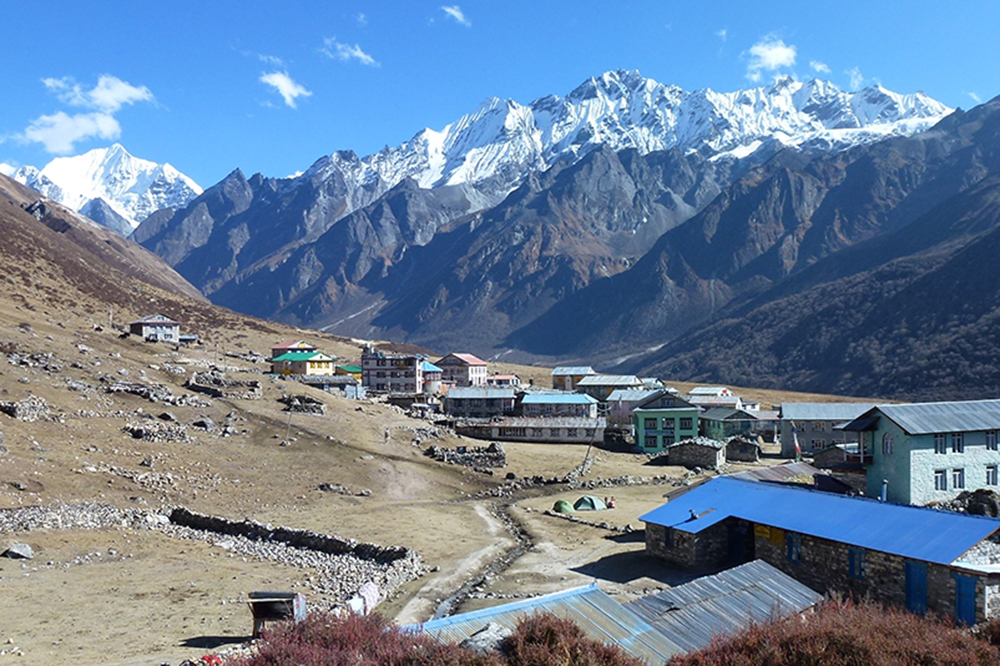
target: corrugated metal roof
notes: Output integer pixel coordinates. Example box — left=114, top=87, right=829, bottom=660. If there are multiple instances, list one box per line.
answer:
left=447, top=387, right=516, bottom=399
left=576, top=374, right=642, bottom=387
left=422, top=361, right=443, bottom=372
left=607, top=389, right=662, bottom=402
left=639, top=477, right=1000, bottom=565
left=700, top=407, right=755, bottom=421
left=688, top=387, right=730, bottom=395
left=863, top=399, right=1000, bottom=435
left=522, top=393, right=598, bottom=405
left=412, top=584, right=682, bottom=664
left=626, top=560, right=822, bottom=653
left=779, top=402, right=877, bottom=421
left=129, top=313, right=178, bottom=325
left=551, top=366, right=596, bottom=376
left=466, top=416, right=606, bottom=428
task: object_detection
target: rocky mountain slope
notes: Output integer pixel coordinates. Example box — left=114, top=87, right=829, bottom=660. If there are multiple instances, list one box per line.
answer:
left=134, top=72, right=950, bottom=353
left=5, top=144, right=202, bottom=234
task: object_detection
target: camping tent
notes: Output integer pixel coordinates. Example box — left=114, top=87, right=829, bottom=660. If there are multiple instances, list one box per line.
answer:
left=574, top=495, right=607, bottom=511
left=553, top=499, right=574, bottom=513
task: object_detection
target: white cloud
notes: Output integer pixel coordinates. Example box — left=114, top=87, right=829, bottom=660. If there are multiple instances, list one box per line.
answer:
left=259, top=54, right=285, bottom=67
left=745, top=35, right=796, bottom=82
left=716, top=28, right=727, bottom=42
left=847, top=67, right=865, bottom=90
left=357, top=12, right=367, bottom=26
left=810, top=60, right=831, bottom=74
left=19, top=75, right=153, bottom=154
left=321, top=37, right=379, bottom=66
left=22, top=111, right=121, bottom=154
left=259, top=71, right=312, bottom=108
left=442, top=5, right=471, bottom=26
left=968, top=91, right=982, bottom=104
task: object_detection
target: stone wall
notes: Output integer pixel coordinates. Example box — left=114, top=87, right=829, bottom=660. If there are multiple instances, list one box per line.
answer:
left=644, top=520, right=732, bottom=569
left=725, top=436, right=761, bottom=463
left=185, top=371, right=262, bottom=400
left=0, top=395, right=50, bottom=422
left=668, top=440, right=725, bottom=470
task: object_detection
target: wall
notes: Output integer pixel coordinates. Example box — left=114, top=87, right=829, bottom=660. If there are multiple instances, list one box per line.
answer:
left=780, top=419, right=859, bottom=457
left=635, top=408, right=699, bottom=453
left=904, top=430, right=1000, bottom=505
left=668, top=442, right=725, bottom=470
left=644, top=521, right=732, bottom=569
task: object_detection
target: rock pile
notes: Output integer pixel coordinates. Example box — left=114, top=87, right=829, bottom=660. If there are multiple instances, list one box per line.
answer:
left=104, top=381, right=210, bottom=407
left=186, top=371, right=262, bottom=400
left=0, top=395, right=50, bottom=422
left=425, top=442, right=506, bottom=468
left=123, top=420, right=189, bottom=442
left=281, top=394, right=327, bottom=415
left=318, top=483, right=372, bottom=496
left=6, top=350, right=62, bottom=373
left=938, top=488, right=1000, bottom=517
left=225, top=350, right=268, bottom=364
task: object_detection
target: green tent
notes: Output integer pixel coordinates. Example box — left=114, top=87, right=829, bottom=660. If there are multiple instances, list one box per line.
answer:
left=573, top=495, right=607, bottom=511
left=553, top=499, right=574, bottom=513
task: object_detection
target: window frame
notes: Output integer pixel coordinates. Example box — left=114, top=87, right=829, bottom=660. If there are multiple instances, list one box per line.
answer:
left=953, top=467, right=966, bottom=489
left=935, top=433, right=947, bottom=455
left=988, top=430, right=998, bottom=452
left=952, top=432, right=965, bottom=454
left=934, top=469, right=948, bottom=491
left=786, top=533, right=802, bottom=563
left=987, top=465, right=998, bottom=486
left=882, top=432, right=894, bottom=455
left=848, top=548, right=866, bottom=579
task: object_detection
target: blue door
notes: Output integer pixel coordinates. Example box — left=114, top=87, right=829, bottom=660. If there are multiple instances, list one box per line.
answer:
left=954, top=574, right=978, bottom=625
left=905, top=561, right=927, bottom=615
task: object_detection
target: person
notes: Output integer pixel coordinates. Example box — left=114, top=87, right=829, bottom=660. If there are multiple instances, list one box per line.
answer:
left=608, top=496, right=616, bottom=509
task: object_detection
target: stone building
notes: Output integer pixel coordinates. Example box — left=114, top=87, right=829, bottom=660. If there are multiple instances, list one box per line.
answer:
left=640, top=477, right=1000, bottom=624
left=444, top=386, right=516, bottom=418
left=667, top=438, right=726, bottom=470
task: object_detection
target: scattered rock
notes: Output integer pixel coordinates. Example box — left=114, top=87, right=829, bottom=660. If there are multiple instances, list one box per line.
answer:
left=2, top=543, right=33, bottom=560
left=460, top=622, right=512, bottom=656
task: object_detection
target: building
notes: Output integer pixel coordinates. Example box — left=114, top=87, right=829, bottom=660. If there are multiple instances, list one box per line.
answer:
left=575, top=374, right=645, bottom=402
left=606, top=388, right=664, bottom=428
left=633, top=392, right=700, bottom=453
left=421, top=361, right=443, bottom=394
left=666, top=438, right=726, bottom=470
left=550, top=366, right=596, bottom=391
left=455, top=416, right=606, bottom=444
left=640, top=476, right=1000, bottom=624
left=444, top=386, right=516, bottom=418
left=270, top=351, right=336, bottom=376
left=486, top=373, right=520, bottom=387
left=435, top=353, right=489, bottom=387
left=412, top=584, right=682, bottom=664
left=700, top=407, right=766, bottom=441
left=842, top=399, right=1000, bottom=505
left=335, top=364, right=362, bottom=381
left=270, top=339, right=317, bottom=360
left=361, top=349, right=424, bottom=393
left=778, top=402, right=877, bottom=457
left=520, top=392, right=599, bottom=418
left=128, top=314, right=180, bottom=342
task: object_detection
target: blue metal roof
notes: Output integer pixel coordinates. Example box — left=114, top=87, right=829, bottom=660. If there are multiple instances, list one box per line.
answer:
left=639, top=477, right=1000, bottom=565
left=421, top=361, right=443, bottom=372
left=521, top=393, right=598, bottom=405
left=411, top=584, right=681, bottom=664
left=626, top=560, right=822, bottom=653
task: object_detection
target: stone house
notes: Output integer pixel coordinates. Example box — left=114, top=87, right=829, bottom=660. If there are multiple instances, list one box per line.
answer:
left=444, top=386, right=516, bottom=418
left=519, top=392, right=598, bottom=418
left=455, top=416, right=605, bottom=444
left=633, top=392, right=700, bottom=453
left=361, top=349, right=424, bottom=393
left=550, top=366, right=596, bottom=391
left=779, top=402, right=876, bottom=457
left=640, top=476, right=1000, bottom=624
left=667, top=438, right=726, bottom=470
left=128, top=313, right=180, bottom=342
left=725, top=436, right=762, bottom=463
left=435, top=353, right=488, bottom=387
left=842, top=399, right=1000, bottom=505
left=270, top=351, right=336, bottom=376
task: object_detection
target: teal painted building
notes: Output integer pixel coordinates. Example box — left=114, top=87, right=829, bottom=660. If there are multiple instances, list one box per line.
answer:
left=843, top=399, right=1000, bottom=505
left=634, top=392, right=700, bottom=453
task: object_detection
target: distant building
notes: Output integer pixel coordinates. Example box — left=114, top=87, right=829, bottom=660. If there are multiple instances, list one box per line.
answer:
left=550, top=366, right=596, bottom=391
left=361, top=349, right=424, bottom=393
left=843, top=399, right=1000, bottom=505
left=606, top=388, right=663, bottom=428
left=778, top=402, right=877, bottom=457
left=486, top=373, right=520, bottom=387
left=520, top=392, right=599, bottom=418
left=634, top=392, right=700, bottom=453
left=435, top=353, right=488, bottom=387
left=701, top=407, right=766, bottom=441
left=444, top=386, right=516, bottom=418
left=335, top=364, right=362, bottom=381
left=666, top=438, right=726, bottom=470
left=128, top=314, right=179, bottom=342
left=455, top=416, right=605, bottom=444
left=270, top=339, right=317, bottom=360
left=641, top=476, right=1000, bottom=624
left=575, top=374, right=645, bottom=402
left=270, top=351, right=336, bottom=376
left=421, top=361, right=443, bottom=394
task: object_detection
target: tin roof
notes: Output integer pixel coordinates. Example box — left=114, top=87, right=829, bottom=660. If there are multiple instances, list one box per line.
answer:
left=551, top=366, right=596, bottom=376
left=412, top=584, right=682, bottom=663
left=688, top=387, right=730, bottom=396
left=576, top=374, right=642, bottom=387
left=607, top=389, right=662, bottom=403
left=271, top=351, right=334, bottom=362
left=421, top=361, right=443, bottom=372
left=700, top=407, right=756, bottom=421
left=626, top=560, right=822, bottom=653
left=446, top=387, right=516, bottom=400
left=521, top=393, right=598, bottom=405
left=639, top=477, right=1000, bottom=565
left=460, top=416, right=606, bottom=428
left=846, top=399, right=1000, bottom=435
left=779, top=402, right=877, bottom=421
left=129, top=313, right=178, bottom=325
left=437, top=353, right=488, bottom=366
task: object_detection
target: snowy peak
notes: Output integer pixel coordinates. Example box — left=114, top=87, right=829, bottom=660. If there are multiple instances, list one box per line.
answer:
left=9, top=144, right=202, bottom=232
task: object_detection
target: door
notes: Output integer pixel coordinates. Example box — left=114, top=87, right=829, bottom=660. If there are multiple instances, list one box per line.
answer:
left=905, top=561, right=927, bottom=615
left=727, top=521, right=750, bottom=565
left=954, top=574, right=978, bottom=625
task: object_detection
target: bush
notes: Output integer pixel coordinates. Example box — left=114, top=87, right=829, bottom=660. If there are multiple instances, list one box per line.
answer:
left=668, top=598, right=1000, bottom=666
left=502, top=613, right=644, bottom=666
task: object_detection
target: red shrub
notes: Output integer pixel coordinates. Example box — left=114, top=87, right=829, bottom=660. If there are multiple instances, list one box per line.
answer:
left=503, top=613, right=645, bottom=666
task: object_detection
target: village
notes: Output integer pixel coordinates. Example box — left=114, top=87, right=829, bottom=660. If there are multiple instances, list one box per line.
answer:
left=4, top=312, right=1000, bottom=665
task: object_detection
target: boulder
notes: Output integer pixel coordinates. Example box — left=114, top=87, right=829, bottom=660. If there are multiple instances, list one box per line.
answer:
left=2, top=542, right=33, bottom=559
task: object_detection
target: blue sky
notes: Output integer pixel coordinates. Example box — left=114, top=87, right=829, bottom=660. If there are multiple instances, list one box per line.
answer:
left=3, top=1, right=998, bottom=186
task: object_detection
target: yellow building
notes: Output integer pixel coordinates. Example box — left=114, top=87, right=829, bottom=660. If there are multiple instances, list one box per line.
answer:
left=270, top=351, right=336, bottom=376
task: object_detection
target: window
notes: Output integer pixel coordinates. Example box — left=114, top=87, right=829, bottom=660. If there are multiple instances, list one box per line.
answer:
left=989, top=431, right=998, bottom=451
left=935, top=434, right=947, bottom=454
left=953, top=468, right=966, bottom=489
left=679, top=417, right=693, bottom=430
left=882, top=433, right=894, bottom=455
left=935, top=469, right=948, bottom=491
left=663, top=419, right=675, bottom=434
left=664, top=436, right=675, bottom=446
left=644, top=418, right=657, bottom=430
left=644, top=435, right=658, bottom=449
left=987, top=465, right=998, bottom=486
left=952, top=433, right=965, bottom=453
left=786, top=533, right=802, bottom=563
left=848, top=548, right=866, bottom=579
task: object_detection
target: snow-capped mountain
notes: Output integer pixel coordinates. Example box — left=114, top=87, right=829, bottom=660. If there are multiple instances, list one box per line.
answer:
left=300, top=71, right=951, bottom=210
left=9, top=144, right=202, bottom=233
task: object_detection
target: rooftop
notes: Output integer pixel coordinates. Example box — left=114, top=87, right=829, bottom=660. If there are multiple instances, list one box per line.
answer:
left=521, top=393, right=598, bottom=405
left=271, top=351, right=334, bottom=362
left=129, top=313, right=178, bottom=325
left=844, top=399, right=1000, bottom=435
left=437, top=353, right=488, bottom=366
left=607, top=388, right=662, bottom=402
left=639, top=476, right=1000, bottom=566
left=446, top=387, right=516, bottom=400
left=421, top=361, right=443, bottom=373
left=779, top=402, right=877, bottom=421
left=551, top=366, right=596, bottom=376
left=576, top=374, right=642, bottom=387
